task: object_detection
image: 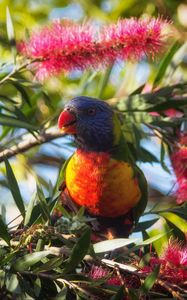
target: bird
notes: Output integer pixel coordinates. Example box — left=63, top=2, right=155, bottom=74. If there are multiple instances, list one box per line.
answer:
left=57, top=96, right=147, bottom=238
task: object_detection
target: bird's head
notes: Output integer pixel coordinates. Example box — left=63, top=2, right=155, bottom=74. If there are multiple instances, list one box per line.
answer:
left=58, top=96, right=121, bottom=152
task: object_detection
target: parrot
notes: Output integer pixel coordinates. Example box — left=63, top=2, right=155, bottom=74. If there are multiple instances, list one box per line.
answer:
left=57, top=96, right=147, bottom=238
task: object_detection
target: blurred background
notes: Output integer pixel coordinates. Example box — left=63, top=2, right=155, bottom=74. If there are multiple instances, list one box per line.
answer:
left=0, top=0, right=186, bottom=221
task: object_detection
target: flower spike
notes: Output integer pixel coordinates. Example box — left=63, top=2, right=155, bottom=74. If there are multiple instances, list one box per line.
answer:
left=18, top=18, right=170, bottom=80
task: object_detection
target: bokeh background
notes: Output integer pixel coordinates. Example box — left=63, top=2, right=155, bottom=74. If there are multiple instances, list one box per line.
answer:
left=0, top=0, right=187, bottom=221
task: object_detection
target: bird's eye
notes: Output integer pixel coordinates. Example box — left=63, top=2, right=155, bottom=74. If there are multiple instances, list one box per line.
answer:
left=87, top=108, right=96, bottom=115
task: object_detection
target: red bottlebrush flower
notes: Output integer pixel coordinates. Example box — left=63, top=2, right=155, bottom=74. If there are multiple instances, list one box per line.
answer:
left=179, top=133, right=187, bottom=146
left=171, top=148, right=187, bottom=179
left=140, top=240, right=187, bottom=284
left=89, top=265, right=121, bottom=286
left=163, top=108, right=183, bottom=118
left=163, top=239, right=187, bottom=267
left=171, top=146, right=187, bottom=204
left=18, top=18, right=170, bottom=80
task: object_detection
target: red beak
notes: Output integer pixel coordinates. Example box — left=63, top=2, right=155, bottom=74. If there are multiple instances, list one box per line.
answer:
left=58, top=110, right=77, bottom=134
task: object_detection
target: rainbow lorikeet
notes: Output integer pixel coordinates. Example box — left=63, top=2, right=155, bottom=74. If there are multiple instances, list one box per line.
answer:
left=58, top=96, right=147, bottom=238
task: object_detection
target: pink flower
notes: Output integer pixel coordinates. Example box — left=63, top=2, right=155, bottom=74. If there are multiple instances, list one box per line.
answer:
left=18, top=18, right=170, bottom=80
left=140, top=240, right=187, bottom=284
left=163, top=239, right=187, bottom=266
left=164, top=108, right=183, bottom=118
left=89, top=265, right=121, bottom=286
left=171, top=145, right=187, bottom=204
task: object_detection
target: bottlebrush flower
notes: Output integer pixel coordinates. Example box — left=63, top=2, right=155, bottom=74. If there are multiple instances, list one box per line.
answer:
left=89, top=265, right=121, bottom=285
left=140, top=239, right=187, bottom=284
left=18, top=17, right=170, bottom=80
left=89, top=265, right=140, bottom=290
left=171, top=136, right=187, bottom=203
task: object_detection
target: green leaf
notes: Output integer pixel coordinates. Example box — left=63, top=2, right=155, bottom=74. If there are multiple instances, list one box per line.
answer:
left=0, top=114, right=38, bottom=130
left=0, top=250, right=18, bottom=267
left=160, top=141, right=170, bottom=173
left=6, top=274, right=21, bottom=294
left=1, top=204, right=6, bottom=223
left=141, top=265, right=160, bottom=294
left=5, top=158, right=25, bottom=218
left=97, top=66, right=113, bottom=98
left=37, top=186, right=50, bottom=223
left=0, top=215, right=11, bottom=245
left=134, top=218, right=159, bottom=232
left=24, top=192, right=36, bottom=226
left=110, top=287, right=124, bottom=300
left=153, top=41, right=182, bottom=88
left=147, top=221, right=170, bottom=256
left=139, top=232, right=168, bottom=246
left=6, top=7, right=17, bottom=63
left=33, top=257, right=64, bottom=273
left=11, top=81, right=31, bottom=107
left=130, top=231, right=169, bottom=254
left=14, top=250, right=51, bottom=272
left=62, top=228, right=91, bottom=274
left=76, top=206, right=85, bottom=219
left=94, top=238, right=139, bottom=253
left=54, top=156, right=72, bottom=195
left=34, top=278, right=41, bottom=297
left=54, top=287, right=68, bottom=300
left=169, top=203, right=187, bottom=220
left=130, top=84, right=145, bottom=96
left=160, top=212, right=187, bottom=233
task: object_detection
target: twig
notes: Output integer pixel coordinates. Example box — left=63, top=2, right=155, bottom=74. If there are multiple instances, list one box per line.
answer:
left=101, top=258, right=138, bottom=273
left=157, top=279, right=185, bottom=300
left=0, top=128, right=65, bottom=163
left=0, top=59, right=40, bottom=85
left=0, top=236, right=71, bottom=256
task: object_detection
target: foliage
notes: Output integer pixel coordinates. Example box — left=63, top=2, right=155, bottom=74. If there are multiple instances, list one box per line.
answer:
left=0, top=0, right=186, bottom=299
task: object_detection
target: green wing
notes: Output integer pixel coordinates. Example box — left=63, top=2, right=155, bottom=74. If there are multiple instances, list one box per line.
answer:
left=112, top=112, right=148, bottom=225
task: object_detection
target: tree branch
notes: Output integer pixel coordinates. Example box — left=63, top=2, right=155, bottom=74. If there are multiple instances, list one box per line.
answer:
left=0, top=128, right=65, bottom=163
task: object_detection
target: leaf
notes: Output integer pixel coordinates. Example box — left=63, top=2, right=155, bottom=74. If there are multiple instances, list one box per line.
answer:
left=37, top=186, right=50, bottom=223
left=76, top=206, right=85, bottom=219
left=148, top=221, right=170, bottom=256
left=130, top=231, right=170, bottom=254
left=169, top=203, right=187, bottom=220
left=130, top=84, right=146, bottom=95
left=11, top=81, right=31, bottom=107
left=139, top=232, right=169, bottom=246
left=153, top=41, right=182, bottom=88
left=54, top=287, right=68, bottom=300
left=6, top=7, right=17, bottom=63
left=34, top=278, right=41, bottom=298
left=160, top=141, right=170, bottom=173
left=25, top=203, right=42, bottom=226
left=1, top=204, right=6, bottom=223
left=33, top=257, right=64, bottom=273
left=62, top=228, right=91, bottom=274
left=0, top=215, right=11, bottom=245
left=94, top=238, right=139, bottom=253
left=111, top=287, right=124, bottom=300
left=14, top=250, right=51, bottom=272
left=5, top=158, right=25, bottom=218
left=0, top=250, right=18, bottom=267
left=6, top=274, right=21, bottom=294
left=97, top=66, right=113, bottom=98
left=160, top=212, right=187, bottom=233
left=134, top=218, right=159, bottom=232
left=24, top=192, right=36, bottom=226
left=0, top=114, right=38, bottom=130
left=54, top=156, right=72, bottom=195
left=141, top=265, right=160, bottom=294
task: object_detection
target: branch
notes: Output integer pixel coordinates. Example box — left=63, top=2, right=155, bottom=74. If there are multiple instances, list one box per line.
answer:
left=0, top=128, right=65, bottom=163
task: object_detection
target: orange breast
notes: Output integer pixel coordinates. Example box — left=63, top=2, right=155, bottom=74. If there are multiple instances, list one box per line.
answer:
left=66, top=150, right=141, bottom=217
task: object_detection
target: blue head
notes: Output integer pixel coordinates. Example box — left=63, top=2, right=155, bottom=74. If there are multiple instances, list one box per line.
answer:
left=58, top=96, right=115, bottom=151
